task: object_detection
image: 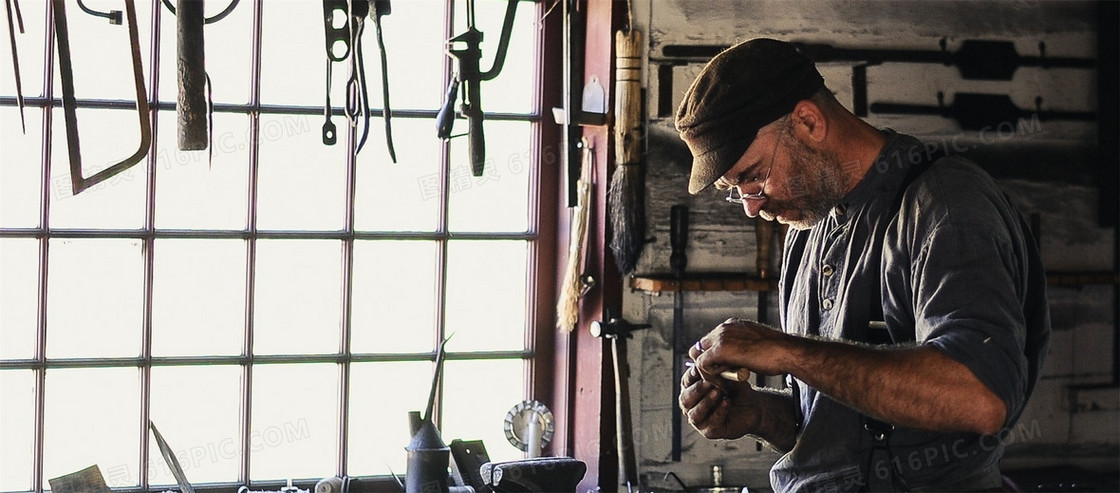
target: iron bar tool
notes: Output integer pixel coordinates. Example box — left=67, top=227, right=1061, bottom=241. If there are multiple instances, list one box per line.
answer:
left=4, top=0, right=24, bottom=133
left=669, top=204, right=688, bottom=461
left=176, top=0, right=207, bottom=151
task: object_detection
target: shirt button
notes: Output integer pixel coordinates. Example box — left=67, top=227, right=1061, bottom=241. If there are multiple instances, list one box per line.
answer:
left=822, top=299, right=833, bottom=310
left=822, top=264, right=834, bottom=276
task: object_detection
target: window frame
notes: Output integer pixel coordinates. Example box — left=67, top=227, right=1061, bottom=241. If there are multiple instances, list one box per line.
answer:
left=0, top=1, right=561, bottom=491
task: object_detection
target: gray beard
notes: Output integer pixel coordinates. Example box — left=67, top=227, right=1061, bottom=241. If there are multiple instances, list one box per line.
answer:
left=769, top=137, right=850, bottom=230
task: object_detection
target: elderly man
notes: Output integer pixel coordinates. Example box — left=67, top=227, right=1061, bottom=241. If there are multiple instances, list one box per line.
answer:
left=676, top=39, right=1051, bottom=492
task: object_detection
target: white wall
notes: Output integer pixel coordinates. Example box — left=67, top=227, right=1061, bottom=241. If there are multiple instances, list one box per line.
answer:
left=618, top=1, right=1118, bottom=490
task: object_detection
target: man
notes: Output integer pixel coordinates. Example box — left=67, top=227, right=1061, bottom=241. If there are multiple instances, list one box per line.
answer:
left=675, top=39, right=1051, bottom=491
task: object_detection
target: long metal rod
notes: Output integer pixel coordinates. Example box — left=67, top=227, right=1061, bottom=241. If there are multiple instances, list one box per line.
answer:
left=31, top=1, right=56, bottom=489
left=0, top=96, right=541, bottom=122
left=239, top=0, right=265, bottom=484
left=0, top=229, right=540, bottom=241
left=139, top=0, right=164, bottom=487
left=0, top=350, right=535, bottom=370
left=336, top=53, right=361, bottom=477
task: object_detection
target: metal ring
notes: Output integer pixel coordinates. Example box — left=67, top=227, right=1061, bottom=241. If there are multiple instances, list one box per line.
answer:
left=160, top=0, right=241, bottom=24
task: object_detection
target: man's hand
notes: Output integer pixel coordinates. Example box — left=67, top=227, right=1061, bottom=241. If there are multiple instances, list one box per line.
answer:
left=678, top=364, right=760, bottom=440
left=692, top=318, right=792, bottom=378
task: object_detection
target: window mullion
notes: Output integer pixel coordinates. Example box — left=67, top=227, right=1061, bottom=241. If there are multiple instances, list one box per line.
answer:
left=337, top=92, right=359, bottom=477
left=32, top=0, right=59, bottom=490
left=138, top=0, right=165, bottom=489
left=242, top=0, right=265, bottom=485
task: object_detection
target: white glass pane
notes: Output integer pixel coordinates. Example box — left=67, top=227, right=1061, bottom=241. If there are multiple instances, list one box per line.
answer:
left=253, top=239, right=342, bottom=355
left=46, top=238, right=143, bottom=358
left=43, top=367, right=140, bottom=489
left=157, top=0, right=253, bottom=104
left=149, top=365, right=242, bottom=486
left=48, top=108, right=148, bottom=229
left=1, top=107, right=43, bottom=227
left=152, top=239, right=245, bottom=356
left=361, top=0, right=446, bottom=112
left=250, top=364, right=337, bottom=481
left=447, top=121, right=532, bottom=233
left=259, top=1, right=346, bottom=107
left=353, top=119, right=441, bottom=232
left=0, top=0, right=46, bottom=99
left=444, top=240, right=526, bottom=352
left=441, top=359, right=526, bottom=463
left=154, top=112, right=250, bottom=230
left=0, top=370, right=35, bottom=491
left=256, top=114, right=347, bottom=231
left=451, top=0, right=539, bottom=114
left=0, top=238, right=39, bottom=359
left=347, top=361, right=432, bottom=476
left=50, top=0, right=154, bottom=101
left=351, top=240, right=437, bottom=353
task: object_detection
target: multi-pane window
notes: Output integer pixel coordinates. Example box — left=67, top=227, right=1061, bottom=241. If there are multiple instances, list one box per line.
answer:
left=0, top=1, right=548, bottom=490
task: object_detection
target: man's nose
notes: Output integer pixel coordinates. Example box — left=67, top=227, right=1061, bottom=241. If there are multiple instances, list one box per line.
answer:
left=742, top=198, right=765, bottom=217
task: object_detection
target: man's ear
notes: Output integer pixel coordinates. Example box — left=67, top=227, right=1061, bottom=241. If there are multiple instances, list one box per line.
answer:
left=791, top=100, right=827, bottom=144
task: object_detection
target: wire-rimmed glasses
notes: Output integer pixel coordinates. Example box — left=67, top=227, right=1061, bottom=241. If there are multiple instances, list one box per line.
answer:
left=724, top=129, right=783, bottom=205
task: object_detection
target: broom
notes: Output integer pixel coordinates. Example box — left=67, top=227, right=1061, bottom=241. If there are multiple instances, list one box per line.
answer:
left=608, top=28, right=645, bottom=275
left=557, top=138, right=593, bottom=332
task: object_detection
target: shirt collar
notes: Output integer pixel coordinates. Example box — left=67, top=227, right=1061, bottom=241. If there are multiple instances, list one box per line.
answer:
left=828, top=129, right=920, bottom=222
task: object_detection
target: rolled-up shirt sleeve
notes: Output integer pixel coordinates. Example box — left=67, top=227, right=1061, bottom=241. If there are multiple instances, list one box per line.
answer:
left=908, top=221, right=1031, bottom=426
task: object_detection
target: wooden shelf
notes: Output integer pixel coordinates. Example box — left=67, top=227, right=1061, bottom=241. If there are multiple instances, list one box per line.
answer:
left=1046, top=271, right=1120, bottom=287
left=629, top=273, right=779, bottom=293
left=629, top=271, right=1117, bottom=294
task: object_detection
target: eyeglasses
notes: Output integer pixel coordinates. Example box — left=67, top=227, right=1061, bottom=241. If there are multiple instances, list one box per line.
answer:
left=725, top=128, right=784, bottom=205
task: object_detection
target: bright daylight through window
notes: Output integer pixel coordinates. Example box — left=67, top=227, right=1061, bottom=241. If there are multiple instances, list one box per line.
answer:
left=0, top=1, right=545, bottom=491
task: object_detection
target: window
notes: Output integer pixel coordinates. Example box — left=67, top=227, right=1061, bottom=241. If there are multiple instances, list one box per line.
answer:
left=0, top=0, right=552, bottom=490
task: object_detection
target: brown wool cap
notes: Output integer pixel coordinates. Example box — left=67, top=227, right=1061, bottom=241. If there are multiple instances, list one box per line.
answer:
left=676, top=39, right=824, bottom=194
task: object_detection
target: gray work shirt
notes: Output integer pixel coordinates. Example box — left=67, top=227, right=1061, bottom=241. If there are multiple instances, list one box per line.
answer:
left=771, top=131, right=1051, bottom=492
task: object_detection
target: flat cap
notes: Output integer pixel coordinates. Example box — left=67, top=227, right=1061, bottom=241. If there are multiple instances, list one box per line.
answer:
left=676, top=39, right=824, bottom=194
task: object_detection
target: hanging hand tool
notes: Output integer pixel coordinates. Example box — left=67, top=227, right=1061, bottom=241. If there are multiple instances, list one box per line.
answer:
left=437, top=0, right=519, bottom=177
left=369, top=0, right=395, bottom=162
left=558, top=0, right=585, bottom=207
left=321, top=0, right=395, bottom=161
left=321, top=0, right=346, bottom=145
left=4, top=0, right=24, bottom=133
left=159, top=0, right=239, bottom=158
left=557, top=138, right=593, bottom=332
left=669, top=204, right=688, bottom=462
left=54, top=0, right=151, bottom=196
left=590, top=315, right=649, bottom=493
left=176, top=0, right=206, bottom=151
left=607, top=27, right=646, bottom=276
left=341, top=1, right=371, bottom=155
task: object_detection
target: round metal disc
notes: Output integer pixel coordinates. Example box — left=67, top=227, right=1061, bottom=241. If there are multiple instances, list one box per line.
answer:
left=502, top=400, right=555, bottom=451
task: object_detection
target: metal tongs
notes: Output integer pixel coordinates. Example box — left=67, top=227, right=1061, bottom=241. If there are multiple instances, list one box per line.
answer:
left=321, top=0, right=396, bottom=162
